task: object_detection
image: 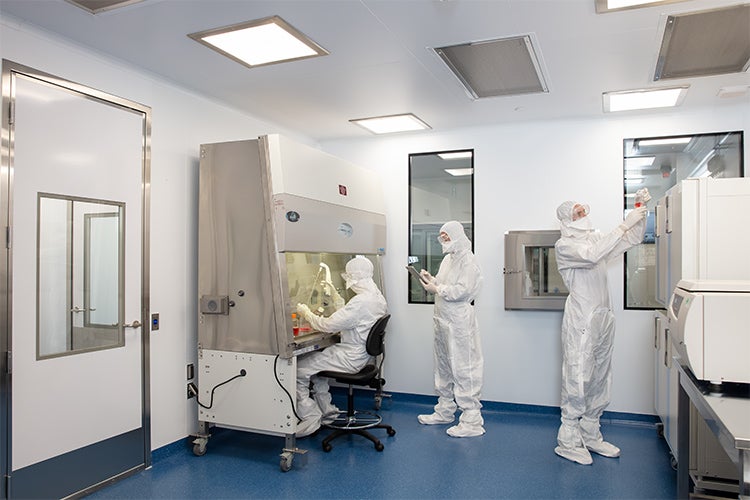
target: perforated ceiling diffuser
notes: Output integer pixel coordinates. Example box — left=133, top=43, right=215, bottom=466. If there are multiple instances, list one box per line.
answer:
left=434, top=35, right=548, bottom=99
left=654, top=4, right=750, bottom=81
left=65, top=0, right=144, bottom=14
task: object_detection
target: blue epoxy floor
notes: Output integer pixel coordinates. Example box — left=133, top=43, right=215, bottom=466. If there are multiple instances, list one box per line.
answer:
left=87, top=393, right=676, bottom=499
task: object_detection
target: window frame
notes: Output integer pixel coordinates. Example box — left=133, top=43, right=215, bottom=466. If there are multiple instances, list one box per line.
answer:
left=408, top=149, right=475, bottom=304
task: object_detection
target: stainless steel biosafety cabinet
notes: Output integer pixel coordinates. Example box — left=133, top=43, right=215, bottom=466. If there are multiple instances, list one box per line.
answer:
left=194, top=135, right=386, bottom=471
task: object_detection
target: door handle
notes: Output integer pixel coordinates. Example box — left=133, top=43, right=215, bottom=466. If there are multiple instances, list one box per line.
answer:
left=71, top=306, right=97, bottom=313
left=124, top=320, right=142, bottom=329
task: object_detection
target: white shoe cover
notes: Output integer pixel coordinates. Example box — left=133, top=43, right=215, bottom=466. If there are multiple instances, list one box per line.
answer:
left=579, top=417, right=620, bottom=457
left=585, top=439, right=620, bottom=458
left=417, top=413, right=454, bottom=425
left=446, top=423, right=485, bottom=438
left=295, top=417, right=321, bottom=437
left=554, top=446, right=593, bottom=465
left=320, top=408, right=341, bottom=426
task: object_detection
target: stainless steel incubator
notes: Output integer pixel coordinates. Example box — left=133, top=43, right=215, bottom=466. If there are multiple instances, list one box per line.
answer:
left=193, top=135, right=386, bottom=471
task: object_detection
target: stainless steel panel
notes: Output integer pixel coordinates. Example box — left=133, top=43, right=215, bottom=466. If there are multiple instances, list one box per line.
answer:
left=199, top=295, right=229, bottom=315
left=504, top=230, right=567, bottom=310
left=198, top=140, right=278, bottom=354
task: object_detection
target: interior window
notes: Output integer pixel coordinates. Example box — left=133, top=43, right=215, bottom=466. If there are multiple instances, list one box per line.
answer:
left=408, top=150, right=474, bottom=304
left=623, top=131, right=744, bottom=309
left=37, top=193, right=125, bottom=358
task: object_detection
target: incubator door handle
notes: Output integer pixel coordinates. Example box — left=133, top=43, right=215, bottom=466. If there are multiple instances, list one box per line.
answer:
left=71, top=306, right=86, bottom=313
left=124, top=320, right=142, bottom=329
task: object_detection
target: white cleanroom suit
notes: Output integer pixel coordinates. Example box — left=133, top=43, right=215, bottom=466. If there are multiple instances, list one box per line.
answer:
left=295, top=256, right=388, bottom=437
left=554, top=201, right=647, bottom=464
left=418, top=220, right=485, bottom=438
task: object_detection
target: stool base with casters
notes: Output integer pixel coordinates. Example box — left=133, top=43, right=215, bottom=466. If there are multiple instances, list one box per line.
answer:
left=318, top=371, right=396, bottom=452
left=317, top=314, right=395, bottom=452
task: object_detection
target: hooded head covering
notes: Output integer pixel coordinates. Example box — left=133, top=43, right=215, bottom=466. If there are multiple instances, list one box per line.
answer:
left=341, top=256, right=376, bottom=292
left=439, top=220, right=472, bottom=254
left=557, top=201, right=593, bottom=238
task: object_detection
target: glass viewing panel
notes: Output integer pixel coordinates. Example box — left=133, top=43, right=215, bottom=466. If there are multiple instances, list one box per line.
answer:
left=408, top=150, right=474, bottom=304
left=37, top=193, right=125, bottom=359
left=524, top=246, right=567, bottom=298
left=285, top=252, right=383, bottom=337
left=622, top=131, right=744, bottom=309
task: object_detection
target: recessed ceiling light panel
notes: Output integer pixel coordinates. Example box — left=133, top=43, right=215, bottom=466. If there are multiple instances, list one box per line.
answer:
left=349, top=114, right=431, bottom=135
left=654, top=4, right=750, bottom=80
left=594, top=0, right=689, bottom=14
left=444, top=168, right=474, bottom=177
left=602, top=86, right=688, bottom=112
left=624, top=156, right=656, bottom=168
left=434, top=35, right=548, bottom=99
left=438, top=152, right=473, bottom=160
left=638, top=137, right=691, bottom=147
left=189, top=16, right=328, bottom=69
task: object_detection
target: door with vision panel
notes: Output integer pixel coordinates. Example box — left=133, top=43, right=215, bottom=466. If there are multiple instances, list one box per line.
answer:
left=1, top=61, right=151, bottom=499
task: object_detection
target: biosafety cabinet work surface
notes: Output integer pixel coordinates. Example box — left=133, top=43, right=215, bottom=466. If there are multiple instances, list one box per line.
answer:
left=194, top=135, right=386, bottom=471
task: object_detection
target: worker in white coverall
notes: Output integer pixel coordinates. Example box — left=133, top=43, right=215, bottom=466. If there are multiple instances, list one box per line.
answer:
left=295, top=256, right=388, bottom=438
left=418, top=220, right=485, bottom=438
left=554, top=190, right=649, bottom=465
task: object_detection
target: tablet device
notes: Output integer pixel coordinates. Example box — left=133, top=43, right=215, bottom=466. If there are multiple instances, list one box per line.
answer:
left=406, top=265, right=428, bottom=284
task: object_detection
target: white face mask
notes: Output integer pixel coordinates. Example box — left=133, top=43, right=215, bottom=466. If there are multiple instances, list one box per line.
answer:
left=341, top=272, right=356, bottom=290
left=568, top=216, right=593, bottom=232
left=441, top=240, right=456, bottom=254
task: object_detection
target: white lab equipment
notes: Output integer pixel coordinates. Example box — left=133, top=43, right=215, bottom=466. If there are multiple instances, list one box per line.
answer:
left=668, top=279, right=750, bottom=385
left=654, top=177, right=750, bottom=306
left=652, top=179, right=748, bottom=492
left=194, top=135, right=386, bottom=471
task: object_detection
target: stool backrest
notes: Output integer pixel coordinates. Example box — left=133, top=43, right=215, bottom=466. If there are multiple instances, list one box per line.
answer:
left=365, top=314, right=390, bottom=357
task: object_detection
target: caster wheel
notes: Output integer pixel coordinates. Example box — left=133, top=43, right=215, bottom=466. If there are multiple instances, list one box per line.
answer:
left=670, top=455, right=677, bottom=470
left=322, top=443, right=332, bottom=452
left=280, top=452, right=293, bottom=472
left=374, top=396, right=382, bottom=411
left=192, top=443, right=207, bottom=456
left=375, top=442, right=384, bottom=452
left=655, top=422, right=664, bottom=438
left=387, top=428, right=396, bottom=437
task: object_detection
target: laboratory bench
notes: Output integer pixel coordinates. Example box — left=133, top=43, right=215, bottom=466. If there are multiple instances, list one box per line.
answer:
left=677, top=362, right=750, bottom=499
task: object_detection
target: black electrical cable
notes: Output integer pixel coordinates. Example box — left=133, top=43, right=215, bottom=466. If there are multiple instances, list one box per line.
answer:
left=274, top=355, right=301, bottom=423
left=195, top=369, right=247, bottom=410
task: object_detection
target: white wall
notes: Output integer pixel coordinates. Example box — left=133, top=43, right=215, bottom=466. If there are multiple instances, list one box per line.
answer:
left=2, top=15, right=748, bottom=455
left=321, top=104, right=749, bottom=415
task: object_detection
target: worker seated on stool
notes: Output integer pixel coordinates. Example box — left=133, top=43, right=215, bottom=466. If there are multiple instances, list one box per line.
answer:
left=295, top=256, right=388, bottom=437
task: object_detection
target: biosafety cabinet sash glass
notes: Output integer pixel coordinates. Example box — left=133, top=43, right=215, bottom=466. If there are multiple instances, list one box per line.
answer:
left=408, top=150, right=474, bottom=304
left=622, top=131, right=744, bottom=309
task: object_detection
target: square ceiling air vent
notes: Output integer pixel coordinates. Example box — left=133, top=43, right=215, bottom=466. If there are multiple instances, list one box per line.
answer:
left=65, top=0, right=144, bottom=14
left=434, top=35, right=549, bottom=99
left=654, top=4, right=750, bottom=81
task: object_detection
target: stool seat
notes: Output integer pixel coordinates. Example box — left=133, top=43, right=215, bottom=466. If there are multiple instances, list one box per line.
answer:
left=319, top=365, right=377, bottom=385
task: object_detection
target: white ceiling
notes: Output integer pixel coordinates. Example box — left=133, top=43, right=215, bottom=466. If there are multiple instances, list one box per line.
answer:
left=1, top=0, right=748, bottom=142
